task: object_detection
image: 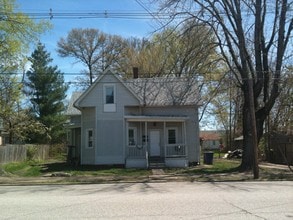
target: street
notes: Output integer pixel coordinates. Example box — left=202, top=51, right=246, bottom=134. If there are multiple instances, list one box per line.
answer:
left=0, top=181, right=292, bottom=219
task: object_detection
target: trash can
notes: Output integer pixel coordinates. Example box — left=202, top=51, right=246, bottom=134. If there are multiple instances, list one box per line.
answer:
left=203, top=151, right=214, bottom=165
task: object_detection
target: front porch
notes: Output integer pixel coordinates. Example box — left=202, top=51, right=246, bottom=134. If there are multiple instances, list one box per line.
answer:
left=125, top=116, right=189, bottom=168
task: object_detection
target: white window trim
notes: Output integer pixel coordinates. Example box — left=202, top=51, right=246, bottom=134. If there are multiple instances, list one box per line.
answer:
left=85, top=128, right=94, bottom=148
left=128, top=127, right=137, bottom=146
left=103, top=84, right=116, bottom=104
left=103, top=84, right=116, bottom=112
left=167, top=127, right=178, bottom=144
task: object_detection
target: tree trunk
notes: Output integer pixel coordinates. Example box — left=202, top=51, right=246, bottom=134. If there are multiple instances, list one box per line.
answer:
left=240, top=79, right=259, bottom=179
left=240, top=88, right=254, bottom=171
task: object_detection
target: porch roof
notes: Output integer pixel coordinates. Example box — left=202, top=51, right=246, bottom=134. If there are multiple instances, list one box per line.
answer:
left=124, top=115, right=188, bottom=122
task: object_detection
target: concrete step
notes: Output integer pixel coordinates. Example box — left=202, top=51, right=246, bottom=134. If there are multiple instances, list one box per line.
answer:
left=149, top=162, right=165, bottom=169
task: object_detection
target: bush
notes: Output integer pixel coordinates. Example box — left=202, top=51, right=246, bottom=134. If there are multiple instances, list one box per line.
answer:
left=26, top=145, right=38, bottom=161
left=49, top=144, right=67, bottom=160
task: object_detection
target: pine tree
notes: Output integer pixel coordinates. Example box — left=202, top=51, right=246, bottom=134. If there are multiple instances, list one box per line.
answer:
left=25, top=43, right=68, bottom=143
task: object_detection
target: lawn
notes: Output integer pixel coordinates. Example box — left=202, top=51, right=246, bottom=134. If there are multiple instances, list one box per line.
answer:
left=0, top=160, right=151, bottom=177
left=164, top=158, right=241, bottom=175
left=1, top=158, right=239, bottom=177
left=0, top=158, right=291, bottom=182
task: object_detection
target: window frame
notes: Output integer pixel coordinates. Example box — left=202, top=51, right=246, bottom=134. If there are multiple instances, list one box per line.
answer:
left=104, top=84, right=115, bottom=104
left=128, top=127, right=137, bottom=146
left=167, top=127, right=178, bottom=144
left=103, top=84, right=116, bottom=112
left=85, top=128, right=94, bottom=148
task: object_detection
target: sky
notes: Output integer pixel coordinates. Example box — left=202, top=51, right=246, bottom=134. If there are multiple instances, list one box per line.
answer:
left=15, top=0, right=218, bottom=130
left=16, top=0, right=160, bottom=93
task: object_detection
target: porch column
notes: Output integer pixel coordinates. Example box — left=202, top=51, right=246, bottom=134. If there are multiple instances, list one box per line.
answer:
left=125, top=120, right=129, bottom=157
left=163, top=121, right=166, bottom=158
left=144, top=121, right=148, bottom=148
left=183, top=121, right=187, bottom=156
left=145, top=121, right=148, bottom=168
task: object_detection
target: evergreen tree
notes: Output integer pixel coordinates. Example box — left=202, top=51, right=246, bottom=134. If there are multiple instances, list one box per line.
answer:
left=25, top=43, right=68, bottom=143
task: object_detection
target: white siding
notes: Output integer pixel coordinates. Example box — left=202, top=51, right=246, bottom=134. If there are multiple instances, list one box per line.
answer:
left=80, top=73, right=140, bottom=165
left=78, top=71, right=201, bottom=166
left=81, top=107, right=95, bottom=164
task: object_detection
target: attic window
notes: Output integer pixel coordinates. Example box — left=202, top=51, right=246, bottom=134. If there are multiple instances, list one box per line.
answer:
left=105, top=85, right=114, bottom=104
left=103, top=84, right=116, bottom=112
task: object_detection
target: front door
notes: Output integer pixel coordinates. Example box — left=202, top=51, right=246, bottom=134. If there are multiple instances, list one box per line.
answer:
left=150, top=130, right=160, bottom=156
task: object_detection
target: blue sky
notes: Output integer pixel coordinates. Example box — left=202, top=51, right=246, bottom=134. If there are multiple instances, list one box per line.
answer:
left=15, top=0, right=218, bottom=130
left=16, top=0, right=159, bottom=90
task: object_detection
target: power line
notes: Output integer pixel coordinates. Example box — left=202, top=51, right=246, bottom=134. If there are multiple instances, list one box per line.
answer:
left=2, top=8, right=287, bottom=21
left=2, top=10, right=180, bottom=20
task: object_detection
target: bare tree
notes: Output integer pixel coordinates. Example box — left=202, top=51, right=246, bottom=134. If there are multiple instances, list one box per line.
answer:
left=160, top=0, right=293, bottom=177
left=270, top=66, right=293, bottom=134
left=57, top=28, right=107, bottom=85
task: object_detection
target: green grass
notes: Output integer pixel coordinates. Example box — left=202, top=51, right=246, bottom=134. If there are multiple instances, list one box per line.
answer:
left=1, top=159, right=291, bottom=182
left=165, top=159, right=241, bottom=175
left=0, top=161, right=151, bottom=177
left=2, top=161, right=43, bottom=177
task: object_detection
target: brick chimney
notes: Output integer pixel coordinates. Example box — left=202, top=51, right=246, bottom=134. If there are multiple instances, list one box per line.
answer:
left=133, top=67, right=138, bottom=79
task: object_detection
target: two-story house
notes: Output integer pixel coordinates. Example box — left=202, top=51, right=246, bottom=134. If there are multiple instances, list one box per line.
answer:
left=66, top=69, right=201, bottom=168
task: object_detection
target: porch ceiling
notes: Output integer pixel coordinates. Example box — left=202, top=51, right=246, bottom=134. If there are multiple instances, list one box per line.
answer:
left=124, top=115, right=188, bottom=122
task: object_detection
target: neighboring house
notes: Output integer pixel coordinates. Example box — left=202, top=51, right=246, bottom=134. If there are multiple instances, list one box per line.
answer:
left=200, top=130, right=224, bottom=150
left=66, top=69, right=201, bottom=168
left=65, top=92, right=82, bottom=162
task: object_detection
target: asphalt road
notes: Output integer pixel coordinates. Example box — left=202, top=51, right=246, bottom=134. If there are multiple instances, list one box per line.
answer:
left=0, top=181, right=292, bottom=220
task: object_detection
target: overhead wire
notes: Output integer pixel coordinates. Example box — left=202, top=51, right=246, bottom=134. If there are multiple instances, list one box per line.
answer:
left=1, top=7, right=286, bottom=21
left=2, top=10, right=181, bottom=20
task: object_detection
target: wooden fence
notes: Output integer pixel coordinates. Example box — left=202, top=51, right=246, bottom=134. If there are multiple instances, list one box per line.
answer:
left=0, top=144, right=50, bottom=164
left=268, top=133, right=293, bottom=165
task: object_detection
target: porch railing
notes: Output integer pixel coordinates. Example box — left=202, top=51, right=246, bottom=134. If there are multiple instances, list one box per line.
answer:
left=165, top=144, right=186, bottom=157
left=127, top=144, right=186, bottom=158
left=127, top=145, right=146, bottom=158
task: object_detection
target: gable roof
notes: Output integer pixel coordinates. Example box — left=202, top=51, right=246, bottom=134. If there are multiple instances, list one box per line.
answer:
left=66, top=91, right=82, bottom=115
left=200, top=130, right=223, bottom=141
left=73, top=69, right=200, bottom=109
left=125, top=77, right=200, bottom=106
left=74, top=69, right=142, bottom=108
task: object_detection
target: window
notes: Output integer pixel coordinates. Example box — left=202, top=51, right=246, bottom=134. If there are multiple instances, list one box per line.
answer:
left=103, top=84, right=116, bottom=112
left=168, top=128, right=177, bottom=144
left=105, top=85, right=114, bottom=104
left=86, top=129, right=93, bottom=148
left=128, top=128, right=137, bottom=145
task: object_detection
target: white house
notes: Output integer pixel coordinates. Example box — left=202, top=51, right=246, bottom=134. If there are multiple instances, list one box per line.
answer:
left=66, top=69, right=201, bottom=168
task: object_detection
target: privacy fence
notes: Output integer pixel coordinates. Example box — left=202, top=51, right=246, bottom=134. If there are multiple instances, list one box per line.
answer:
left=268, top=133, right=293, bottom=166
left=0, top=144, right=50, bottom=164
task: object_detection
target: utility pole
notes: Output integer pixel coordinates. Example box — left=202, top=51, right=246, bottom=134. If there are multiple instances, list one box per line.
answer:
left=229, top=72, right=232, bottom=150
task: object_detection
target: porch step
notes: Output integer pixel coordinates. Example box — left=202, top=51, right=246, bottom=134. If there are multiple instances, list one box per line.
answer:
left=149, top=157, right=165, bottom=168
left=149, top=162, right=165, bottom=169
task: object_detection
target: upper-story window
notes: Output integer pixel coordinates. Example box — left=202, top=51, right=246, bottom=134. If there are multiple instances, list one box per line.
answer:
left=103, top=84, right=116, bottom=112
left=105, top=86, right=114, bottom=104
